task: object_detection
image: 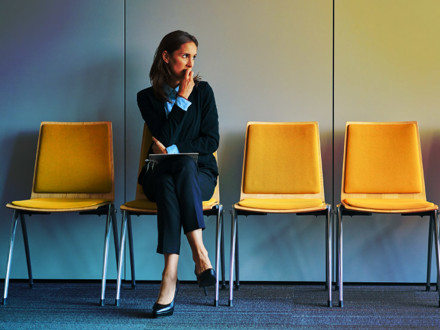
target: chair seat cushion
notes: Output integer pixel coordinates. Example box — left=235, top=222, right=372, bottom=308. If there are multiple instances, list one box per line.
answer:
left=123, top=198, right=218, bottom=211
left=11, top=198, right=110, bottom=210
left=343, top=198, right=436, bottom=211
left=124, top=199, right=157, bottom=210
left=238, top=198, right=325, bottom=210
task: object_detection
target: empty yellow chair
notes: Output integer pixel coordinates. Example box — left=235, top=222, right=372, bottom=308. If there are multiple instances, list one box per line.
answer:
left=336, top=121, right=440, bottom=307
left=229, top=122, right=332, bottom=307
left=115, top=124, right=225, bottom=307
left=2, top=122, right=119, bottom=306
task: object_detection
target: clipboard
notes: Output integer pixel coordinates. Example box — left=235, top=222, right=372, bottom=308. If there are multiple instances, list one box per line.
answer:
left=146, top=153, right=198, bottom=163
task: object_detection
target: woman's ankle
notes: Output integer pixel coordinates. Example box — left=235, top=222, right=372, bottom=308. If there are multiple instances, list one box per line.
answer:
left=157, top=276, right=178, bottom=305
left=195, top=251, right=212, bottom=274
left=162, top=270, right=178, bottom=283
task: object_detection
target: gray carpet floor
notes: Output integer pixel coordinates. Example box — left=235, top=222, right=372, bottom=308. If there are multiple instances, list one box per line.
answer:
left=1, top=281, right=440, bottom=329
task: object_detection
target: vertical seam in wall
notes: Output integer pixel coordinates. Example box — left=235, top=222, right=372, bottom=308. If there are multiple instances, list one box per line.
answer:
left=332, top=0, right=335, bottom=209
left=332, top=0, right=336, bottom=282
left=123, top=0, right=127, bottom=205
left=123, top=0, right=127, bottom=280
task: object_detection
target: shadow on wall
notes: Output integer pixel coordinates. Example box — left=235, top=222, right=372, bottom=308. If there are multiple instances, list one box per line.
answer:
left=1, top=132, right=39, bottom=206
left=333, top=130, right=345, bottom=205
left=55, top=59, right=124, bottom=206
left=217, top=131, right=246, bottom=209
left=64, top=59, right=123, bottom=123
left=421, top=130, right=440, bottom=204
left=320, top=130, right=333, bottom=206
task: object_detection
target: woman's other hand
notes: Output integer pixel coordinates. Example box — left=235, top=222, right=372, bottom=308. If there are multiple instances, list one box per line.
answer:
left=152, top=137, right=167, bottom=154
left=177, top=69, right=195, bottom=99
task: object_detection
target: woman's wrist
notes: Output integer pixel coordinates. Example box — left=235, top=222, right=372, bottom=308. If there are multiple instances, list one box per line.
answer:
left=177, top=93, right=189, bottom=100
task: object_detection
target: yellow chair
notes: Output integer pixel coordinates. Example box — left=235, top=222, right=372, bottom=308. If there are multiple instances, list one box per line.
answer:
left=336, top=121, right=440, bottom=307
left=229, top=122, right=332, bottom=307
left=2, top=122, right=119, bottom=306
left=115, top=124, right=225, bottom=307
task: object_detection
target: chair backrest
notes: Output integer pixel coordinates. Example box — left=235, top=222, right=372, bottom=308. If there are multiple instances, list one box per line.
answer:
left=239, top=122, right=325, bottom=201
left=31, top=122, right=114, bottom=200
left=134, top=124, right=220, bottom=203
left=135, top=124, right=153, bottom=201
left=341, top=121, right=427, bottom=201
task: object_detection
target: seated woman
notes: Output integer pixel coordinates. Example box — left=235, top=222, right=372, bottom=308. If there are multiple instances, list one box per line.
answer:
left=137, top=30, right=219, bottom=318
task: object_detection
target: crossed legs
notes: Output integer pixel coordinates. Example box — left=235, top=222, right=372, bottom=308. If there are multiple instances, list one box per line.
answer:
left=157, top=230, right=213, bottom=305
left=142, top=156, right=216, bottom=305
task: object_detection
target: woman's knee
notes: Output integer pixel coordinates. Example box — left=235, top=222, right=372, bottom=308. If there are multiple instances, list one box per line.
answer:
left=175, top=156, right=198, bottom=176
left=156, top=174, right=175, bottom=196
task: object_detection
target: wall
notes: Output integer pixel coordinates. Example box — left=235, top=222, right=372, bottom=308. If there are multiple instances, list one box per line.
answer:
left=125, top=0, right=332, bottom=282
left=0, top=0, right=124, bottom=280
left=335, top=0, right=440, bottom=282
left=0, top=0, right=439, bottom=284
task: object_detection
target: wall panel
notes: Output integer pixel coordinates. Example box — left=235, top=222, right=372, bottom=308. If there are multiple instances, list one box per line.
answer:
left=125, top=0, right=332, bottom=281
left=335, top=0, right=440, bottom=282
left=1, top=0, right=438, bottom=284
left=0, top=0, right=124, bottom=279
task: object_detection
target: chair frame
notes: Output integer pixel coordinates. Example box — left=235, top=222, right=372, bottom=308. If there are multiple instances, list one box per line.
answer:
left=115, top=124, right=225, bottom=307
left=228, top=122, right=333, bottom=307
left=336, top=121, right=440, bottom=308
left=2, top=122, right=119, bottom=306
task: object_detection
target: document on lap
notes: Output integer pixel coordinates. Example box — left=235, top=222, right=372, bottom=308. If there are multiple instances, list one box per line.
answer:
left=147, top=153, right=198, bottom=164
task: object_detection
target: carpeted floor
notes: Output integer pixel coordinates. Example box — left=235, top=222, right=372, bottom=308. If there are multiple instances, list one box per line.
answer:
left=0, top=281, right=439, bottom=329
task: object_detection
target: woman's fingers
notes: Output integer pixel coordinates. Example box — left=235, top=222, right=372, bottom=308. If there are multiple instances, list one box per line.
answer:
left=152, top=137, right=165, bottom=148
left=152, top=137, right=167, bottom=154
left=178, top=69, right=195, bottom=99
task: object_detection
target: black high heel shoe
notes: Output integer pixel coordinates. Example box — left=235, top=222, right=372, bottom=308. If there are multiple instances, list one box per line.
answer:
left=195, top=268, right=216, bottom=287
left=152, top=279, right=180, bottom=318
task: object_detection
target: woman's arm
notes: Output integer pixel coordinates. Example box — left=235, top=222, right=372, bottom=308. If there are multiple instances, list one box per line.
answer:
left=137, top=90, right=186, bottom=147
left=138, top=70, right=195, bottom=148
left=175, top=82, right=219, bottom=155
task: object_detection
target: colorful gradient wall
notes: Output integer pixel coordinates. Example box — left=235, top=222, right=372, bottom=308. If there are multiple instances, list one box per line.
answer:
left=0, top=0, right=439, bottom=284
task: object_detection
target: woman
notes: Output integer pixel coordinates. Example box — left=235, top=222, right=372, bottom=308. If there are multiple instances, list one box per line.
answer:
left=137, top=30, right=219, bottom=318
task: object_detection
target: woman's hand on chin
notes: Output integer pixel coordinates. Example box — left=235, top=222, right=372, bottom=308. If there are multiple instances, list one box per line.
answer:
left=152, top=137, right=168, bottom=154
left=177, top=69, right=195, bottom=100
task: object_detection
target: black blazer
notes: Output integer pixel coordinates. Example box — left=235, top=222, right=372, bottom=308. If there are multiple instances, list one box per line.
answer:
left=137, top=81, right=219, bottom=177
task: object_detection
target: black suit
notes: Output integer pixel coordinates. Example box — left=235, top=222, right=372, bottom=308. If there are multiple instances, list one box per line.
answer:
left=137, top=81, right=219, bottom=254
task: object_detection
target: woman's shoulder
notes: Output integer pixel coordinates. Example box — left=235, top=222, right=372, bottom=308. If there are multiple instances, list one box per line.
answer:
left=137, top=87, right=159, bottom=108
left=195, top=81, right=214, bottom=97
left=196, top=80, right=211, bottom=90
left=137, top=86, right=154, bottom=99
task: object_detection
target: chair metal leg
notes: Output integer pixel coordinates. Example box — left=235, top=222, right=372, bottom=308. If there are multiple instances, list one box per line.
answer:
left=326, top=206, right=332, bottom=307
left=127, top=213, right=136, bottom=288
left=100, top=206, right=112, bottom=306
left=229, top=208, right=237, bottom=307
left=115, top=210, right=128, bottom=306
left=436, top=217, right=440, bottom=292
left=214, top=204, right=223, bottom=306
left=335, top=210, right=339, bottom=290
left=337, top=207, right=344, bottom=308
left=2, top=211, right=19, bottom=305
left=325, top=225, right=329, bottom=290
left=427, top=216, right=434, bottom=291
left=325, top=209, right=329, bottom=290
left=432, top=210, right=440, bottom=307
left=235, top=217, right=240, bottom=290
left=221, top=210, right=226, bottom=289
left=20, top=214, right=33, bottom=289
left=111, top=205, right=120, bottom=271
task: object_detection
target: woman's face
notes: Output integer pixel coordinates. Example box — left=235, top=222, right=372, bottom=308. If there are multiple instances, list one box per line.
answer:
left=162, top=41, right=197, bottom=82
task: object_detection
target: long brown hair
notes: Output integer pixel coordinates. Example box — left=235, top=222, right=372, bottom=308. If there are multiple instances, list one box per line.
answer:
left=149, top=30, right=201, bottom=102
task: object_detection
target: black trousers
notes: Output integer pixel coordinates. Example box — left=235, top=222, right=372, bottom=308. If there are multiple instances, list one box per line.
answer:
left=141, top=156, right=216, bottom=254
